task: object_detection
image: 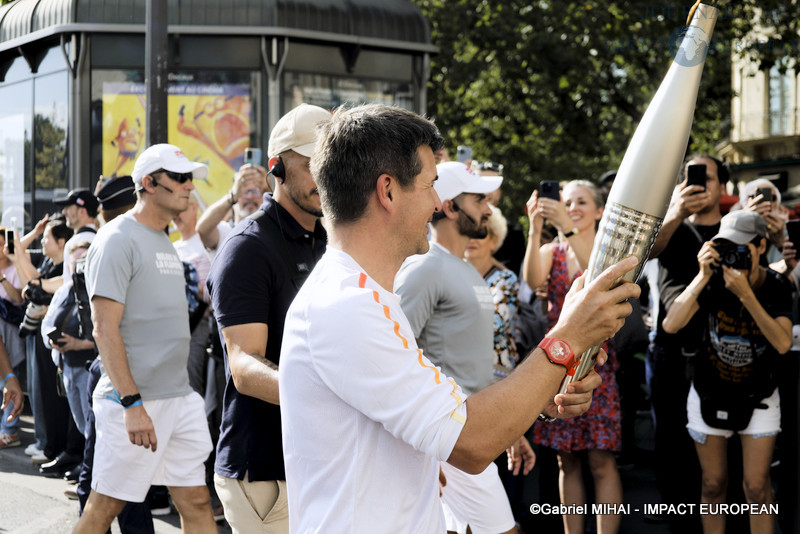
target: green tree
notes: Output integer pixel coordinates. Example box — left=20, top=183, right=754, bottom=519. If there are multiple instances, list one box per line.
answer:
left=413, top=0, right=799, bottom=218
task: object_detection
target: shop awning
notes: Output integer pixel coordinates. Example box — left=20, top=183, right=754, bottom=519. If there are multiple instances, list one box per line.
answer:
left=0, top=0, right=436, bottom=54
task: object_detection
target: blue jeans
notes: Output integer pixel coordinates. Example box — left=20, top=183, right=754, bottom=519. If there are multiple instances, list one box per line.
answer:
left=62, top=363, right=90, bottom=437
left=26, top=335, right=46, bottom=449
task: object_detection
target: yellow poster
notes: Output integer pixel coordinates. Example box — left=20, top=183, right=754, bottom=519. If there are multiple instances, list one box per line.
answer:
left=102, top=80, right=252, bottom=211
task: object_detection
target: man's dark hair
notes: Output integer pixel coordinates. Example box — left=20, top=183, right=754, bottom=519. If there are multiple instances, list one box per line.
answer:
left=47, top=218, right=74, bottom=242
left=681, top=153, right=729, bottom=185
left=311, top=104, right=444, bottom=224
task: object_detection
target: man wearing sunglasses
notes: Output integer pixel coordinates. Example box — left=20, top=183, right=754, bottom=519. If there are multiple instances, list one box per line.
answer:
left=76, top=144, right=217, bottom=533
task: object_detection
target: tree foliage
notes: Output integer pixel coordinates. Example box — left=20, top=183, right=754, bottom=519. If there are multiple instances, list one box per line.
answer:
left=412, top=0, right=799, bottom=217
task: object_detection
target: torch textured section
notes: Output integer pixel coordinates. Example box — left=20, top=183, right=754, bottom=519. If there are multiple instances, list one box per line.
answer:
left=559, top=202, right=662, bottom=394
left=607, top=4, right=718, bottom=218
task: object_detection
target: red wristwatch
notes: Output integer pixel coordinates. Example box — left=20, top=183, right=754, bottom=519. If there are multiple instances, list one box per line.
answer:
left=538, top=338, right=579, bottom=376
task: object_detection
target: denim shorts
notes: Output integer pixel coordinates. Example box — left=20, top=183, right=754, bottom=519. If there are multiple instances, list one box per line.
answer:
left=686, top=384, right=780, bottom=444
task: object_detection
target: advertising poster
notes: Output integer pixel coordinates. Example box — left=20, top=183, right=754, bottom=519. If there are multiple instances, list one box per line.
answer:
left=102, top=78, right=252, bottom=211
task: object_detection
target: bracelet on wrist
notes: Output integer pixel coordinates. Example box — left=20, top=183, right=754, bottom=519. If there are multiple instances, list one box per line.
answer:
left=123, top=400, right=143, bottom=410
left=227, top=190, right=236, bottom=206
left=538, top=413, right=556, bottom=423
left=3, top=372, right=16, bottom=383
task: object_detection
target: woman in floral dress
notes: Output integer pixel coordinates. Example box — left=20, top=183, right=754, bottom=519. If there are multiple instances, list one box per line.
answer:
left=522, top=180, right=623, bottom=534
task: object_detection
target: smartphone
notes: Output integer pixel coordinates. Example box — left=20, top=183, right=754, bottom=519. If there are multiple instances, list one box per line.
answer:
left=5, top=229, right=12, bottom=255
left=456, top=145, right=473, bottom=164
left=47, top=329, right=66, bottom=348
left=539, top=180, right=561, bottom=201
left=244, top=148, right=262, bottom=167
left=686, top=164, right=707, bottom=193
left=787, top=220, right=800, bottom=252
left=755, top=187, right=773, bottom=204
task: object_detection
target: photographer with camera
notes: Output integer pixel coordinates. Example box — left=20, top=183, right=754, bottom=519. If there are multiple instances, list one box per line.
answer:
left=662, top=210, right=791, bottom=534
left=4, top=216, right=74, bottom=462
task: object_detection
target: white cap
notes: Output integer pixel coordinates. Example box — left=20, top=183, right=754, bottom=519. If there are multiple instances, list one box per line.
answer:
left=132, top=144, right=209, bottom=186
left=268, top=104, right=331, bottom=158
left=434, top=161, right=502, bottom=201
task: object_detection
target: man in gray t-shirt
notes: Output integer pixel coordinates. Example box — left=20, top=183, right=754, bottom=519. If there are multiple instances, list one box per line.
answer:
left=75, top=144, right=217, bottom=534
left=395, top=161, right=519, bottom=534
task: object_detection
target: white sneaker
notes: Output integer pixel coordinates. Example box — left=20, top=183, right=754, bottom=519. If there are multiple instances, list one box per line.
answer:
left=25, top=443, right=43, bottom=456
left=31, top=452, right=50, bottom=465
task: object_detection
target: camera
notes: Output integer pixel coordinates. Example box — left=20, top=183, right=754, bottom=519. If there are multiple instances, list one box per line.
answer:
left=18, top=303, right=46, bottom=337
left=714, top=244, right=751, bottom=271
left=25, top=281, right=53, bottom=306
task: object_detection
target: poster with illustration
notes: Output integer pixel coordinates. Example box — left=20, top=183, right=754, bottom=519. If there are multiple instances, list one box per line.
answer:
left=102, top=77, right=252, bottom=211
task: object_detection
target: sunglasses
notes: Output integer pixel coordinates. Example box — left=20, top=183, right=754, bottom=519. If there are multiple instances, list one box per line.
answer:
left=154, top=169, right=194, bottom=183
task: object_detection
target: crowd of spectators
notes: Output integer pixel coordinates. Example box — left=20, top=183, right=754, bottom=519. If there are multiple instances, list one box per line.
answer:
left=0, top=105, right=797, bottom=534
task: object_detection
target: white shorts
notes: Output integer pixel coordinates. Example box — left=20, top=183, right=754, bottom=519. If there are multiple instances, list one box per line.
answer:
left=440, top=461, right=515, bottom=534
left=686, top=384, right=781, bottom=441
left=93, top=392, right=212, bottom=502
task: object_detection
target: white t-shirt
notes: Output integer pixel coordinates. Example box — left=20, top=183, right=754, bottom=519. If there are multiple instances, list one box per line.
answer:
left=279, top=248, right=468, bottom=533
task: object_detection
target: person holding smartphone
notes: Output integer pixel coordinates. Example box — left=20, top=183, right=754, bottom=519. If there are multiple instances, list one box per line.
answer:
left=522, top=180, right=624, bottom=534
left=0, top=226, right=25, bottom=450
left=662, top=210, right=791, bottom=534
left=645, top=154, right=728, bottom=527
left=739, top=178, right=787, bottom=264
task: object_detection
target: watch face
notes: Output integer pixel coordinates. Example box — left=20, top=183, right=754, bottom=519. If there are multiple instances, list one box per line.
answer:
left=547, top=340, right=571, bottom=364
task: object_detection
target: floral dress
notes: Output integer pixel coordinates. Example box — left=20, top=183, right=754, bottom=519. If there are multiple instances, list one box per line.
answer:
left=532, top=242, right=622, bottom=452
left=484, top=266, right=520, bottom=381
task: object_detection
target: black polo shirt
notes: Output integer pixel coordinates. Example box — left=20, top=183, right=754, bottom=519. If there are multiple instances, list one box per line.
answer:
left=208, top=194, right=326, bottom=481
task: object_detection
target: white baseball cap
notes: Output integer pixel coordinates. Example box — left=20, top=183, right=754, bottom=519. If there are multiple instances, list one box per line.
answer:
left=268, top=104, right=332, bottom=158
left=131, top=144, right=209, bottom=186
left=434, top=161, right=502, bottom=201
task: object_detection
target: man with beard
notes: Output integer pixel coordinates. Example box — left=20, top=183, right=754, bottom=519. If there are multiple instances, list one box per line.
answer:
left=196, top=157, right=270, bottom=259
left=394, top=161, right=520, bottom=534
left=205, top=103, right=331, bottom=533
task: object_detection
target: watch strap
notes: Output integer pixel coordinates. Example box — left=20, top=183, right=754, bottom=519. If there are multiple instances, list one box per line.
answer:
left=119, top=392, right=142, bottom=408
left=562, top=227, right=579, bottom=238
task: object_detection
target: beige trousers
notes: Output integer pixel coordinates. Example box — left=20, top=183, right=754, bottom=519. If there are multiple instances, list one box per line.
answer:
left=214, top=473, right=289, bottom=533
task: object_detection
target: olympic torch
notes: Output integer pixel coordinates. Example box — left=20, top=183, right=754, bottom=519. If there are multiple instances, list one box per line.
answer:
left=558, top=3, right=719, bottom=395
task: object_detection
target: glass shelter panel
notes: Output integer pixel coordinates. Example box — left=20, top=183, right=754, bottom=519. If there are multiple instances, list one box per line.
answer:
left=283, top=72, right=414, bottom=112
left=33, top=70, right=70, bottom=224
left=0, top=80, right=32, bottom=230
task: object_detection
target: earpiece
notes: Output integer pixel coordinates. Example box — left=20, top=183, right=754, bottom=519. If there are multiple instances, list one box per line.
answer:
left=451, top=200, right=477, bottom=225
left=269, top=156, right=285, bottom=183
left=150, top=176, right=173, bottom=194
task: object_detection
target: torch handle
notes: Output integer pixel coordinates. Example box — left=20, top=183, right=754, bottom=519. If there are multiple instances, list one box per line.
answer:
left=557, top=203, right=662, bottom=396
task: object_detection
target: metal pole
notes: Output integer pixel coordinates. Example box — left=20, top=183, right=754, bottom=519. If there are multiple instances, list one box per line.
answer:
left=145, top=0, right=168, bottom=145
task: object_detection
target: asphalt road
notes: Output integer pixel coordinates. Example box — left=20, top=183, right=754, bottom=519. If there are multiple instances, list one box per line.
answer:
left=0, top=414, right=230, bottom=534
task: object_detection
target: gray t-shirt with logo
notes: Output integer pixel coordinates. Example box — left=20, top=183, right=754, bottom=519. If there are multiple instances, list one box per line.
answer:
left=395, top=242, right=495, bottom=396
left=86, top=212, right=191, bottom=400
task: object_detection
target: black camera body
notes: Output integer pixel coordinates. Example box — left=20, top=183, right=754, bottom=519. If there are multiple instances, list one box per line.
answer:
left=714, top=244, right=751, bottom=272
left=25, top=281, right=53, bottom=306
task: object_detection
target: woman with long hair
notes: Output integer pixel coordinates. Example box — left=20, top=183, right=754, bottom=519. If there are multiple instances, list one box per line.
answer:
left=522, top=179, right=623, bottom=534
